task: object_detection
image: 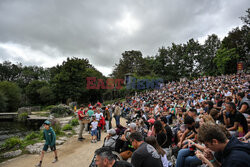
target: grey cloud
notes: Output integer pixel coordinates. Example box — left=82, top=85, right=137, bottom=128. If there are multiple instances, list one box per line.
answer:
left=0, top=0, right=249, bottom=75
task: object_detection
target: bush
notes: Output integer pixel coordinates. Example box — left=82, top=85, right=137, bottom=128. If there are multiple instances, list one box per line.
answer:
left=43, top=105, right=55, bottom=111
left=25, top=132, right=40, bottom=140
left=62, top=124, right=73, bottom=131
left=50, top=104, right=72, bottom=117
left=2, top=137, right=22, bottom=150
left=18, top=112, right=28, bottom=122
left=50, top=119, right=62, bottom=135
left=0, top=81, right=21, bottom=112
left=70, top=118, right=79, bottom=126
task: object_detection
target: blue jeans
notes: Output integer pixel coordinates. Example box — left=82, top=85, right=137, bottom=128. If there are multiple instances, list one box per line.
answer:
left=176, top=148, right=202, bottom=167
left=114, top=115, right=120, bottom=127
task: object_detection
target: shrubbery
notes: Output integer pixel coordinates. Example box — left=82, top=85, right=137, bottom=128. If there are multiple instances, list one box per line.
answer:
left=1, top=137, right=22, bottom=150
left=62, top=124, right=73, bottom=131
left=70, top=118, right=79, bottom=126
left=50, top=104, right=72, bottom=117
left=50, top=119, right=62, bottom=135
left=24, top=132, right=40, bottom=140
left=18, top=112, right=28, bottom=122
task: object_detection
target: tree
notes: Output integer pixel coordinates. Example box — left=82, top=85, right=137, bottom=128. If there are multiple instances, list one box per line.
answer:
left=51, top=57, right=105, bottom=104
left=111, top=50, right=149, bottom=78
left=37, top=86, right=55, bottom=105
left=0, top=61, right=22, bottom=82
left=25, top=80, right=48, bottom=105
left=240, top=8, right=250, bottom=26
left=0, top=90, right=8, bottom=112
left=202, top=34, right=221, bottom=75
left=214, top=47, right=239, bottom=74
left=0, top=81, right=21, bottom=112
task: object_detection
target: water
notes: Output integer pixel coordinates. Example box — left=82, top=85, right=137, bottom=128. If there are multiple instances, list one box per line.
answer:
left=0, top=121, right=40, bottom=145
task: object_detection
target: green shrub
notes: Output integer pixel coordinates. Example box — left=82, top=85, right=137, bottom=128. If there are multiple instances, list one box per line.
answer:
left=18, top=112, right=28, bottom=122
left=25, top=132, right=40, bottom=140
left=50, top=119, right=62, bottom=135
left=62, top=124, right=73, bottom=131
left=2, top=137, right=22, bottom=150
left=43, top=105, right=55, bottom=111
left=70, top=118, right=79, bottom=126
left=50, top=104, right=72, bottom=117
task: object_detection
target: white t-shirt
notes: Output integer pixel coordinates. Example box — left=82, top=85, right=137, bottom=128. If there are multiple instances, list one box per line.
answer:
left=95, top=113, right=103, bottom=121
left=161, top=154, right=169, bottom=167
left=91, top=121, right=98, bottom=130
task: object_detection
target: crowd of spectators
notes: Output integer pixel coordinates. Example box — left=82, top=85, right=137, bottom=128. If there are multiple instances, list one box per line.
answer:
left=83, top=73, right=249, bottom=167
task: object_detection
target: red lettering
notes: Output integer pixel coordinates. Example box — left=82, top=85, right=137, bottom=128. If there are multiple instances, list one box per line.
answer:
left=115, top=79, right=124, bottom=89
left=106, top=78, right=114, bottom=89
left=96, top=79, right=106, bottom=89
left=86, top=77, right=97, bottom=89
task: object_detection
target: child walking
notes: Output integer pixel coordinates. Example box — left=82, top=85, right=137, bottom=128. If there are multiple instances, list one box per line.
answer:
left=36, top=120, right=58, bottom=167
left=90, top=116, right=98, bottom=143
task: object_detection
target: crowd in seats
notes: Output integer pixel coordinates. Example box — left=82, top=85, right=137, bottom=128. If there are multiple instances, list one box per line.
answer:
left=86, top=73, right=249, bottom=167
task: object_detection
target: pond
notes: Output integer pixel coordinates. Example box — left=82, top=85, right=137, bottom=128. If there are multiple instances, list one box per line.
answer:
left=0, top=121, right=41, bottom=145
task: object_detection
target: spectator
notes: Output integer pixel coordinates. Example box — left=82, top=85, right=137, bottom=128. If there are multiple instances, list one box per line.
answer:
left=145, top=136, right=169, bottom=167
left=130, top=132, right=163, bottom=167
left=95, top=147, right=132, bottom=167
left=114, top=103, right=121, bottom=126
left=160, top=116, right=173, bottom=148
left=237, top=92, right=250, bottom=117
left=77, top=104, right=86, bottom=141
left=103, top=129, right=119, bottom=149
left=198, top=123, right=250, bottom=167
left=154, top=120, right=168, bottom=150
left=90, top=116, right=98, bottom=143
left=95, top=108, right=104, bottom=141
left=178, top=116, right=196, bottom=148
left=226, top=102, right=248, bottom=136
left=104, top=107, right=111, bottom=132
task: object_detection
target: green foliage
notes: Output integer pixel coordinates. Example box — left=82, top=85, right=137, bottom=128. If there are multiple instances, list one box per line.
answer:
left=0, top=81, right=21, bottom=112
left=70, top=118, right=79, bottom=126
left=50, top=119, right=62, bottom=135
left=214, top=47, right=239, bottom=74
left=37, top=86, right=55, bottom=105
left=2, top=137, right=22, bottom=150
left=112, top=50, right=149, bottom=79
left=50, top=104, right=72, bottom=117
left=24, top=132, right=40, bottom=140
left=0, top=91, right=8, bottom=112
left=62, top=124, right=73, bottom=131
left=25, top=80, right=49, bottom=105
left=18, top=112, right=28, bottom=122
left=43, top=105, right=55, bottom=111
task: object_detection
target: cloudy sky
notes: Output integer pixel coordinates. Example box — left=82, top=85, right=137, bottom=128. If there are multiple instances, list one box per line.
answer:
left=0, top=0, right=249, bottom=76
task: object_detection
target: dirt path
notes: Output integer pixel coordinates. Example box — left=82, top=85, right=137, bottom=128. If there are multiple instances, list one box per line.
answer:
left=0, top=118, right=127, bottom=167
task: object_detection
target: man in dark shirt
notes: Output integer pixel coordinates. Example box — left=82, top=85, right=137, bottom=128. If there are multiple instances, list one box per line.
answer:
left=198, top=123, right=250, bottom=167
left=130, top=132, right=163, bottom=167
left=226, top=102, right=248, bottom=136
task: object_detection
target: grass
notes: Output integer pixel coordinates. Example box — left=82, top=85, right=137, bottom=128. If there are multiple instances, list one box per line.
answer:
left=62, top=124, right=73, bottom=131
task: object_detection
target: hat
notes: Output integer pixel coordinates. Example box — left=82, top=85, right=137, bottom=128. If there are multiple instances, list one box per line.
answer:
left=44, top=120, right=51, bottom=125
left=148, top=118, right=155, bottom=124
left=129, top=123, right=137, bottom=130
left=107, top=129, right=116, bottom=135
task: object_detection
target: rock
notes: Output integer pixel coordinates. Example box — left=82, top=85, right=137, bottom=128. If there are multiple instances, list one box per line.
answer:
left=59, top=137, right=68, bottom=141
left=65, top=131, right=73, bottom=135
left=2, top=149, right=22, bottom=158
left=56, top=140, right=64, bottom=145
left=26, top=143, right=44, bottom=154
